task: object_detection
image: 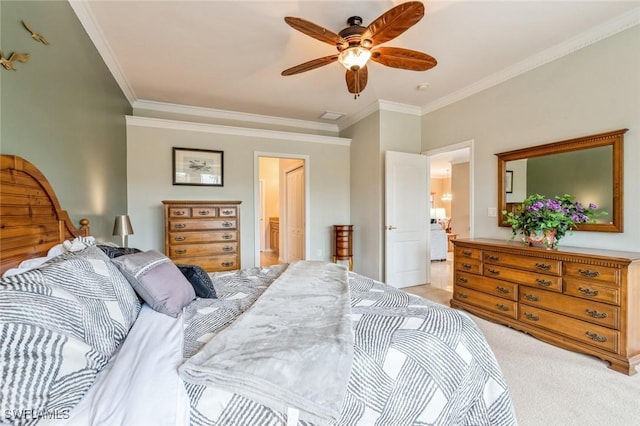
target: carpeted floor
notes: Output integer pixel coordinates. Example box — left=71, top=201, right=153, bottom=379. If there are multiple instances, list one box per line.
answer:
left=406, top=285, right=640, bottom=426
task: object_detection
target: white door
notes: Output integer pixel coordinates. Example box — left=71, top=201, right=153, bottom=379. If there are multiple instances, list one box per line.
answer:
left=385, top=151, right=428, bottom=287
left=285, top=165, right=305, bottom=261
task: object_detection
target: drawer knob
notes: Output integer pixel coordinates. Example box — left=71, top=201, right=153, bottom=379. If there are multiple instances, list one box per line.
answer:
left=222, top=233, right=233, bottom=240
left=496, top=286, right=509, bottom=294
left=198, top=210, right=210, bottom=216
left=462, top=263, right=472, bottom=270
left=462, top=250, right=473, bottom=257
left=535, top=278, right=552, bottom=287
left=175, top=249, right=186, bottom=255
left=523, top=293, right=539, bottom=302
left=535, top=263, right=551, bottom=271
left=222, top=209, right=234, bottom=215
left=523, top=312, right=539, bottom=321
left=585, top=331, right=607, bottom=342
left=222, top=221, right=233, bottom=228
left=174, top=224, right=186, bottom=229
left=174, top=236, right=186, bottom=242
left=487, top=268, right=500, bottom=276
left=578, top=287, right=600, bottom=297
left=496, top=304, right=509, bottom=312
left=222, top=246, right=233, bottom=252
left=174, top=211, right=185, bottom=216
left=487, top=255, right=500, bottom=262
left=457, top=276, right=468, bottom=284
left=458, top=292, right=468, bottom=299
left=221, top=261, right=234, bottom=267
left=585, top=309, right=608, bottom=319
left=578, top=269, right=600, bottom=279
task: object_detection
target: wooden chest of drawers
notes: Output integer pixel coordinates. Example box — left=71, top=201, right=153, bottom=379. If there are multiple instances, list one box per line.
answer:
left=162, top=200, right=241, bottom=272
left=451, top=238, right=640, bottom=375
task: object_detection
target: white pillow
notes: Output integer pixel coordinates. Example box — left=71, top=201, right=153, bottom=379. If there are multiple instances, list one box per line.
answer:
left=18, top=256, right=51, bottom=269
left=47, top=243, right=67, bottom=257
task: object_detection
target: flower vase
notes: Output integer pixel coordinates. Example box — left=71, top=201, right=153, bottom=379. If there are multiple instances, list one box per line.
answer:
left=526, top=229, right=557, bottom=249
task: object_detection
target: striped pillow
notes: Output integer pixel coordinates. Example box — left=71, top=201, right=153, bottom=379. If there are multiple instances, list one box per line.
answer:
left=0, top=246, right=141, bottom=422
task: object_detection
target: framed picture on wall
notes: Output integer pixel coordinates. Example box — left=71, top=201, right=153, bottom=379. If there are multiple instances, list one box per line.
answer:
left=173, top=147, right=223, bottom=186
left=505, top=170, right=513, bottom=194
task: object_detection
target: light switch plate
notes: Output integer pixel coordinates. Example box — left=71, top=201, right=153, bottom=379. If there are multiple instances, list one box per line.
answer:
left=488, top=207, right=497, bottom=217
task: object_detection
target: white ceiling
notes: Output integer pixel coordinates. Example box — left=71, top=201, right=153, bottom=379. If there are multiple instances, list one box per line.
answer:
left=72, top=1, right=640, bottom=128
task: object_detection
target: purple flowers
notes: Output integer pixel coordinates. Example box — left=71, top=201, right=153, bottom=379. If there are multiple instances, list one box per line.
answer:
left=503, top=194, right=606, bottom=248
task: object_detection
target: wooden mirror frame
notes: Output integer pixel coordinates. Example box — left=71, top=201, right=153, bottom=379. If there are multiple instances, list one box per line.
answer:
left=496, top=129, right=627, bottom=233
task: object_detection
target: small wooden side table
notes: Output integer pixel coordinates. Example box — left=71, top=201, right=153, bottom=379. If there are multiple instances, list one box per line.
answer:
left=446, top=233, right=458, bottom=252
left=332, top=225, right=353, bottom=270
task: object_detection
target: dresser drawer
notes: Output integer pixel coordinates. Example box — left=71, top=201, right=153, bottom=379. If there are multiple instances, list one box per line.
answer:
left=519, top=305, right=618, bottom=352
left=564, top=277, right=620, bottom=305
left=169, top=207, right=191, bottom=218
left=455, top=246, right=482, bottom=261
left=191, top=207, right=218, bottom=218
left=483, top=264, right=562, bottom=292
left=453, top=286, right=517, bottom=319
left=218, top=206, right=237, bottom=217
left=455, top=258, right=482, bottom=275
left=519, top=287, right=619, bottom=329
left=176, top=255, right=238, bottom=271
left=564, top=262, right=620, bottom=285
left=170, top=219, right=236, bottom=231
left=455, top=272, right=518, bottom=301
left=168, top=231, right=237, bottom=244
left=484, top=251, right=561, bottom=276
left=170, top=242, right=237, bottom=258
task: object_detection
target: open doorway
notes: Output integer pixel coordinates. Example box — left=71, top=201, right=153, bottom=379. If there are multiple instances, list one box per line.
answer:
left=425, top=142, right=473, bottom=291
left=256, top=155, right=306, bottom=267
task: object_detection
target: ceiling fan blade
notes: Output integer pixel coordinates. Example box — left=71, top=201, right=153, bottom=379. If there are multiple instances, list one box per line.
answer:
left=361, top=1, right=424, bottom=47
left=345, top=66, right=368, bottom=96
left=284, top=17, right=347, bottom=48
left=371, top=46, right=437, bottom=71
left=281, top=55, right=339, bottom=76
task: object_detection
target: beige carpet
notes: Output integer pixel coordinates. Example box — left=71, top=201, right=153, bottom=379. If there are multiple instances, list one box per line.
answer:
left=414, top=286, right=640, bottom=426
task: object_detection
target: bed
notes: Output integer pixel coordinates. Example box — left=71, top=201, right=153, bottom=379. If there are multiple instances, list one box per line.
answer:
left=1, top=154, right=517, bottom=426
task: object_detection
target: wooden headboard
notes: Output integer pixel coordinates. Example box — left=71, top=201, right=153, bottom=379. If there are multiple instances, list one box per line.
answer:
left=0, top=154, right=90, bottom=274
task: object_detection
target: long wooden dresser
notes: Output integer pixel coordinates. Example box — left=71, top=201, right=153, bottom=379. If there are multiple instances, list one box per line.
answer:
left=450, top=238, right=640, bottom=375
left=162, top=200, right=241, bottom=272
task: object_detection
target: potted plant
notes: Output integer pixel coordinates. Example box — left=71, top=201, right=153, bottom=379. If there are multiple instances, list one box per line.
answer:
left=502, top=194, right=605, bottom=249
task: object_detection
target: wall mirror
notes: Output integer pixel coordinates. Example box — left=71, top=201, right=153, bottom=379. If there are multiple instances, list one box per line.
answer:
left=496, top=129, right=627, bottom=232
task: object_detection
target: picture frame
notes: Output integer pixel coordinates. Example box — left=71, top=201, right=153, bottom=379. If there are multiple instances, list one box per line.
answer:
left=173, top=147, right=223, bottom=186
left=505, top=170, right=513, bottom=194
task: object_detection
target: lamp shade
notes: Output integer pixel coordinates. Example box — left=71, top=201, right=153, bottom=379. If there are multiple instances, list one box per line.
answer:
left=430, top=208, right=447, bottom=220
left=113, top=215, right=134, bottom=247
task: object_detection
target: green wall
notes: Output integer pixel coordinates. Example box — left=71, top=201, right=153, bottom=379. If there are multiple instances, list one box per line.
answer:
left=527, top=146, right=612, bottom=220
left=0, top=0, right=131, bottom=241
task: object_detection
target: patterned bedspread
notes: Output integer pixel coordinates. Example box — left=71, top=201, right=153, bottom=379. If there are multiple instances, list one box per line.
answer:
left=181, top=264, right=517, bottom=426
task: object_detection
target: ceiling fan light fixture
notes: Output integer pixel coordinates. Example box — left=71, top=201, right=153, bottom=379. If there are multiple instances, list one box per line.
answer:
left=338, top=46, right=371, bottom=71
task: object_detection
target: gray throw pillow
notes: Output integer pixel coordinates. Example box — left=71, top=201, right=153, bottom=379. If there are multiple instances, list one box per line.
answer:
left=112, top=250, right=195, bottom=317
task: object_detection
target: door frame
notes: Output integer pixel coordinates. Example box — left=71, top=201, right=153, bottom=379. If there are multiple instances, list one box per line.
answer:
left=423, top=139, right=475, bottom=243
left=254, top=152, right=310, bottom=267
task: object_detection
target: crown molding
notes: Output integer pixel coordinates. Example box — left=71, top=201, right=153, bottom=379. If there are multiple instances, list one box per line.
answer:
left=68, top=0, right=136, bottom=105
left=133, top=100, right=339, bottom=134
left=337, top=99, right=420, bottom=130
left=70, top=0, right=339, bottom=134
left=126, top=116, right=351, bottom=146
left=378, top=100, right=422, bottom=116
left=421, top=7, right=640, bottom=115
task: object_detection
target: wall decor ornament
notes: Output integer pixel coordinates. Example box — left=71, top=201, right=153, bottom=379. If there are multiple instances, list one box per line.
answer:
left=22, top=21, right=50, bottom=45
left=0, top=49, right=29, bottom=71
left=173, top=147, right=224, bottom=186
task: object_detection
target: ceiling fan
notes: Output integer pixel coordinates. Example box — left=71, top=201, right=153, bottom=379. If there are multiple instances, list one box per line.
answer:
left=281, top=1, right=437, bottom=98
